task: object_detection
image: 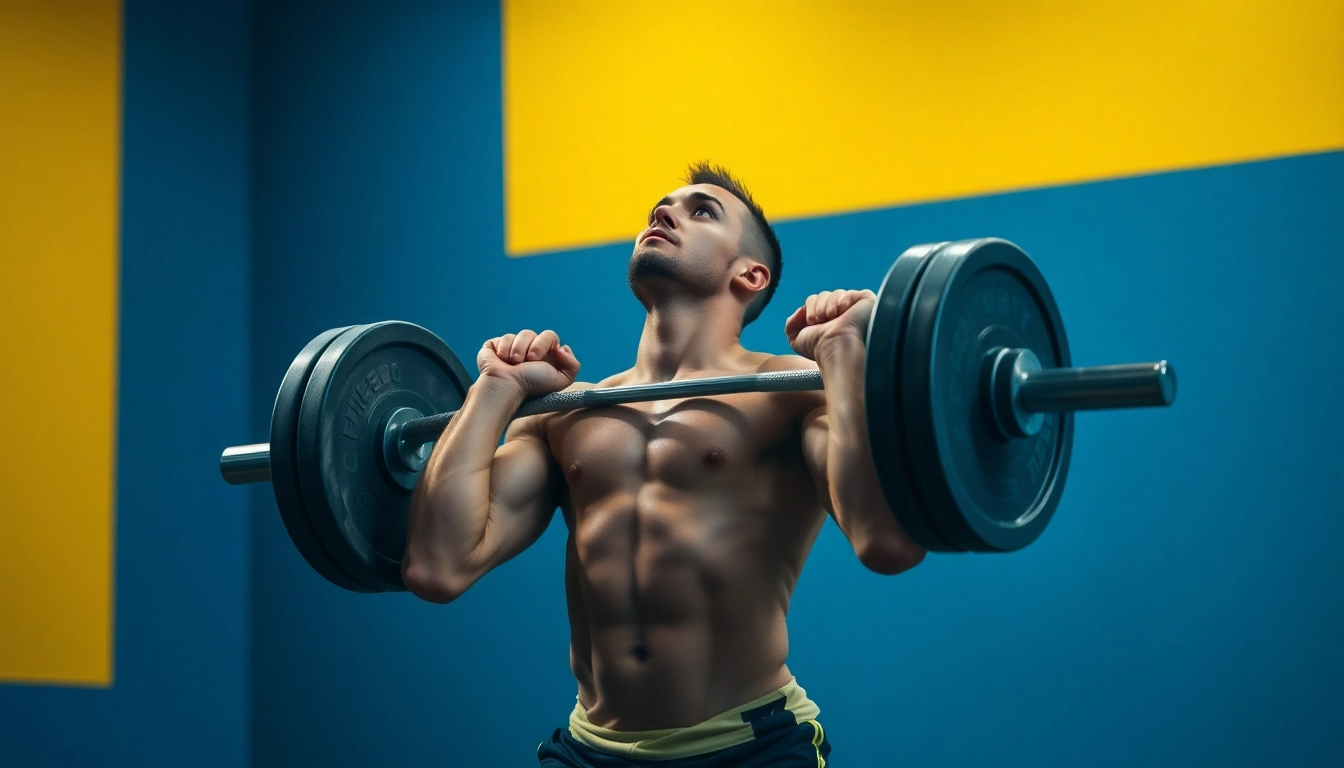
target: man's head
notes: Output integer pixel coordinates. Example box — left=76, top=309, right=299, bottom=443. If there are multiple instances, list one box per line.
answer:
left=627, top=162, right=782, bottom=327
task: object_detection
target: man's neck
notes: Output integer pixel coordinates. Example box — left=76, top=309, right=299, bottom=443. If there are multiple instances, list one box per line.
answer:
left=633, top=298, right=747, bottom=383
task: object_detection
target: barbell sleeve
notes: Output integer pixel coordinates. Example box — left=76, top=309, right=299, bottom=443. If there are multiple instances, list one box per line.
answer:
left=221, top=443, right=272, bottom=485
left=1019, top=361, right=1176, bottom=413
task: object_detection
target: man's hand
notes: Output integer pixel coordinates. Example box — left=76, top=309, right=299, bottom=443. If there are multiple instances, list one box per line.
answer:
left=477, top=329, right=581, bottom=398
left=785, top=289, right=876, bottom=361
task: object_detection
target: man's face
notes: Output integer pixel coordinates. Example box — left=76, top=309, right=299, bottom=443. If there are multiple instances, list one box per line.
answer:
left=627, top=183, right=752, bottom=304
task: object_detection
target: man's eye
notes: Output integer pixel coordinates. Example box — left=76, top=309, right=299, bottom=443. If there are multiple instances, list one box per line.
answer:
left=694, top=206, right=715, bottom=218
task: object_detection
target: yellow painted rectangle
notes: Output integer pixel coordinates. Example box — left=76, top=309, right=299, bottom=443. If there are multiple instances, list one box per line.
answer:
left=0, top=0, right=120, bottom=686
left=504, top=0, right=1344, bottom=255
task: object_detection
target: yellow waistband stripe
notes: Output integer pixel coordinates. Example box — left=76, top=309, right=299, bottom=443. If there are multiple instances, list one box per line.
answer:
left=568, top=678, right=821, bottom=760
left=807, top=719, right=827, bottom=768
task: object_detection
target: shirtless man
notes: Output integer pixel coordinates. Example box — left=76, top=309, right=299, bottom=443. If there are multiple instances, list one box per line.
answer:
left=403, top=163, right=926, bottom=766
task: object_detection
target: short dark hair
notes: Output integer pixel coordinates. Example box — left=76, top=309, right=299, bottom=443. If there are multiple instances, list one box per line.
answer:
left=684, top=161, right=782, bottom=326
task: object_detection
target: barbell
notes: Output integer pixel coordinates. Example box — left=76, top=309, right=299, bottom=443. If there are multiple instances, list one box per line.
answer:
left=220, top=238, right=1176, bottom=592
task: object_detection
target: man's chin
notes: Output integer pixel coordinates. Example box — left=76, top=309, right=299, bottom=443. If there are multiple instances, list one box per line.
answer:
left=627, top=249, right=683, bottom=291
left=633, top=243, right=675, bottom=260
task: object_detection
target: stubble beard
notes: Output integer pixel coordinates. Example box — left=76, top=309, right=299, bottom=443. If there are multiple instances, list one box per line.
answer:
left=627, top=246, right=726, bottom=309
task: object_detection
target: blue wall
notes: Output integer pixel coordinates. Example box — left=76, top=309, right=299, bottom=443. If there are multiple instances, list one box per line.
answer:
left=0, top=1, right=252, bottom=766
left=3, top=2, right=1338, bottom=767
left=247, top=2, right=1343, bottom=767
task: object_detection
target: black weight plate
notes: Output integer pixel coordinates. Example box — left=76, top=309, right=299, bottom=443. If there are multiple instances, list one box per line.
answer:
left=901, top=239, right=1074, bottom=552
left=297, top=322, right=473, bottom=592
left=865, top=242, right=960, bottom=552
left=269, top=326, right=377, bottom=592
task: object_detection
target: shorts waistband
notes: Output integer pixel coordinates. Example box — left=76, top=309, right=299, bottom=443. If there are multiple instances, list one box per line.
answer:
left=567, top=678, right=820, bottom=761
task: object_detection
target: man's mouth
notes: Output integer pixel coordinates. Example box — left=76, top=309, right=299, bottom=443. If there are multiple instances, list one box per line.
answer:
left=642, top=228, right=676, bottom=246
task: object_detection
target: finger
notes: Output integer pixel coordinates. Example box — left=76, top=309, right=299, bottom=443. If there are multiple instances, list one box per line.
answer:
left=818, top=291, right=836, bottom=323
left=556, top=344, right=581, bottom=376
left=529, top=330, right=560, bottom=361
left=807, top=292, right=829, bottom=325
left=822, top=290, right=845, bottom=320
left=830, top=292, right=852, bottom=317
left=546, top=342, right=578, bottom=378
left=476, top=342, right=497, bottom=373
left=509, top=330, right=537, bottom=363
left=791, top=324, right=821, bottom=359
left=494, top=334, right=516, bottom=361
left=836, top=290, right=863, bottom=315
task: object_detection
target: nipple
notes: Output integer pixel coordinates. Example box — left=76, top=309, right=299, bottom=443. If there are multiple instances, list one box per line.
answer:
left=566, top=461, right=583, bottom=481
left=703, top=448, right=727, bottom=469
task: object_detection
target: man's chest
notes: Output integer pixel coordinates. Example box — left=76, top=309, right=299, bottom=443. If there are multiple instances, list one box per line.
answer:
left=545, top=394, right=803, bottom=497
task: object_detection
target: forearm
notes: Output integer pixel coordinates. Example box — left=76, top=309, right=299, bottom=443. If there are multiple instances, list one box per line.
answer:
left=405, top=377, right=525, bottom=585
left=815, top=335, right=924, bottom=569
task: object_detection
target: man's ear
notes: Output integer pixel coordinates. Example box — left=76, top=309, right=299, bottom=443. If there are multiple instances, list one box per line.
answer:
left=734, top=260, right=770, bottom=295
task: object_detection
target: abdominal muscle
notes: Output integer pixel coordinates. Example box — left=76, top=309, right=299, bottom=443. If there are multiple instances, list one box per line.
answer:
left=550, top=397, right=825, bottom=731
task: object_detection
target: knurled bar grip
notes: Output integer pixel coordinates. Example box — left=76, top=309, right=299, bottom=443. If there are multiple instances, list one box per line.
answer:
left=396, top=369, right=825, bottom=447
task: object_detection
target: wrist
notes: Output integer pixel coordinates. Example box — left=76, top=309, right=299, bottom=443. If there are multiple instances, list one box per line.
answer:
left=471, top=374, right=529, bottom=406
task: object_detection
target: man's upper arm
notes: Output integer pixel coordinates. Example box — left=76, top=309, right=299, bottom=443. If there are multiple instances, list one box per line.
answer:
left=760, top=355, right=834, bottom=515
left=475, top=414, right=561, bottom=573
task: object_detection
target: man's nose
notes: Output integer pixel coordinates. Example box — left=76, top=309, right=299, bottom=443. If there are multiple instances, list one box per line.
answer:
left=652, top=205, right=677, bottom=230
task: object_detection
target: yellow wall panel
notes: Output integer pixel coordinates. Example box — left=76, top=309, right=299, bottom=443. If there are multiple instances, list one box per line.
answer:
left=0, top=0, right=120, bottom=686
left=504, top=0, right=1344, bottom=255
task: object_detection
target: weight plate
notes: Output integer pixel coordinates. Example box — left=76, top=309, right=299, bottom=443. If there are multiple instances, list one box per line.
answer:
left=269, top=326, right=376, bottom=592
left=297, top=322, right=473, bottom=592
left=901, top=239, right=1074, bottom=552
left=865, top=241, right=961, bottom=552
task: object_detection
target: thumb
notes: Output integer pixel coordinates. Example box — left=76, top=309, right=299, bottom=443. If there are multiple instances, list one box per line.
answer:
left=784, top=306, right=808, bottom=338
left=558, top=344, right=581, bottom=375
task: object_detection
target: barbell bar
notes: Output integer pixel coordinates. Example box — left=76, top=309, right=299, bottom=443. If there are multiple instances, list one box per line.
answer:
left=221, top=361, right=1173, bottom=486
left=219, top=238, right=1179, bottom=591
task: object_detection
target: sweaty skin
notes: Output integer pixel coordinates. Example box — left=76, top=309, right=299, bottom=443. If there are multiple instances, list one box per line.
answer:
left=404, top=183, right=925, bottom=731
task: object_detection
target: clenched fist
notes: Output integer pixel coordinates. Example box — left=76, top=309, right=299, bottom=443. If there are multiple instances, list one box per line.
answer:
left=477, top=329, right=581, bottom=399
left=784, top=289, right=876, bottom=361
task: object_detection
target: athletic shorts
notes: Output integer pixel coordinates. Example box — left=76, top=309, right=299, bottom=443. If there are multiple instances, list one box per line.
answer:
left=537, top=678, right=831, bottom=767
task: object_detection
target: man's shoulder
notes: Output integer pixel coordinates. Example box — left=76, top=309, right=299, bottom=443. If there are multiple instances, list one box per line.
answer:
left=754, top=353, right=819, bottom=374
left=751, top=354, right=825, bottom=418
